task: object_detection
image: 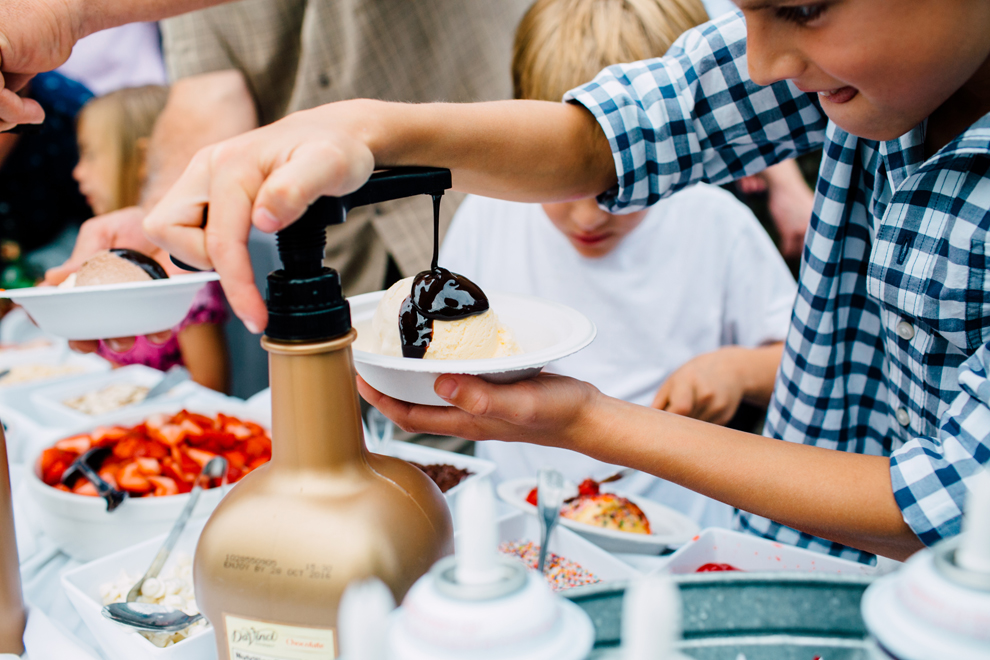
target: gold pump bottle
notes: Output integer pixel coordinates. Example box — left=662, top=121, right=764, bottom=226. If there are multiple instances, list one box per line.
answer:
left=0, top=426, right=26, bottom=654
left=193, top=167, right=456, bottom=659
left=195, top=331, right=453, bottom=660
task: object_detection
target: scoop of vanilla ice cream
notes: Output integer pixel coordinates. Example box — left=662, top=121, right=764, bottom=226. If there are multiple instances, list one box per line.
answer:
left=370, top=276, right=521, bottom=359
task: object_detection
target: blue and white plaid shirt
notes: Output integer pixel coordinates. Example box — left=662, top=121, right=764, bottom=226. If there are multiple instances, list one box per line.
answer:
left=566, top=11, right=990, bottom=564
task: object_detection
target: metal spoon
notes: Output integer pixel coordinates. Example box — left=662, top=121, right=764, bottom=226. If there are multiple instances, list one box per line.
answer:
left=61, top=446, right=127, bottom=512
left=101, top=456, right=227, bottom=632
left=536, top=468, right=565, bottom=575
left=143, top=365, right=190, bottom=401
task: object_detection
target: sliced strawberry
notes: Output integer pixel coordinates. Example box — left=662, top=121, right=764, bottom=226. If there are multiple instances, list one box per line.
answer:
left=117, top=462, right=152, bottom=493
left=186, top=447, right=218, bottom=468
left=134, top=457, right=162, bottom=475
left=72, top=480, right=99, bottom=497
left=54, top=435, right=91, bottom=455
left=147, top=475, right=179, bottom=497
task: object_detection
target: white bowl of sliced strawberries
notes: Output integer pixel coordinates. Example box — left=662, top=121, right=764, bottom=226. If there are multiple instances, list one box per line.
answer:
left=24, top=400, right=271, bottom=561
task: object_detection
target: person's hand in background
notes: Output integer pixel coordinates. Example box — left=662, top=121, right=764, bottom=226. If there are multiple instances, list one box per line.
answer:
left=43, top=206, right=155, bottom=285
left=652, top=343, right=784, bottom=425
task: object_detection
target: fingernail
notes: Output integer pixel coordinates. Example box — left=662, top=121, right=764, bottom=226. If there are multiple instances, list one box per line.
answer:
left=244, top=320, right=262, bottom=335
left=252, top=207, right=280, bottom=232
left=435, top=377, right=457, bottom=400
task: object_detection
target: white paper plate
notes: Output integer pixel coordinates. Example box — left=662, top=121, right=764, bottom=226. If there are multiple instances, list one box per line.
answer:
left=497, top=477, right=699, bottom=555
left=1, top=273, right=220, bottom=340
left=350, top=290, right=596, bottom=406
left=61, top=518, right=215, bottom=660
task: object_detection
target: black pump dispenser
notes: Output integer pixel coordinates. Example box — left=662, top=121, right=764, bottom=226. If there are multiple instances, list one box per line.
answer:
left=264, top=167, right=452, bottom=341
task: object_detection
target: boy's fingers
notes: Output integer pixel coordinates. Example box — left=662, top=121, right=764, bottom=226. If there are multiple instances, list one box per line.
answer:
left=0, top=87, right=43, bottom=128
left=663, top=378, right=696, bottom=418
left=252, top=141, right=375, bottom=232
left=68, top=340, right=99, bottom=354
left=357, top=376, right=476, bottom=437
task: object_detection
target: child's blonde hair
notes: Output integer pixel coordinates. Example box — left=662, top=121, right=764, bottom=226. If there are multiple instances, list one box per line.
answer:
left=513, top=0, right=709, bottom=102
left=77, top=85, right=169, bottom=211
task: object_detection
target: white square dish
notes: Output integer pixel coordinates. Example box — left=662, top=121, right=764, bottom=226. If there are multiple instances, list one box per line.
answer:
left=661, top=528, right=876, bottom=575
left=61, top=518, right=216, bottom=660
left=455, top=511, right=641, bottom=591
left=29, top=364, right=185, bottom=426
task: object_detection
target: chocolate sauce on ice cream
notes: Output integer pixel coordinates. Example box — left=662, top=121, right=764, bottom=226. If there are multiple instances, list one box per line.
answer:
left=110, top=249, right=168, bottom=280
left=398, top=194, right=490, bottom=359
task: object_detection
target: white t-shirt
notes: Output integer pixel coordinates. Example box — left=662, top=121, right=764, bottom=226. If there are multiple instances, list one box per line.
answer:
left=439, top=184, right=796, bottom=529
left=56, top=23, right=167, bottom=96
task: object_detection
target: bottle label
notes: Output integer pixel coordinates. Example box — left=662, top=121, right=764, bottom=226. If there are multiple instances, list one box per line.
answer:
left=225, top=614, right=337, bottom=660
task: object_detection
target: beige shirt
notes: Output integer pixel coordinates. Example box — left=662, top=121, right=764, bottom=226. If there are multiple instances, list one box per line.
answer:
left=161, top=0, right=529, bottom=295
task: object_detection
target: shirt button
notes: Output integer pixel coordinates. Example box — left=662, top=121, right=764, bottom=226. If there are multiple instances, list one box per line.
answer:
left=895, top=407, right=911, bottom=427
left=896, top=320, right=915, bottom=340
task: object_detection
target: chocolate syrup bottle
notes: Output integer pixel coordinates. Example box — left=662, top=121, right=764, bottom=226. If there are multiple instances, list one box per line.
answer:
left=0, top=426, right=26, bottom=654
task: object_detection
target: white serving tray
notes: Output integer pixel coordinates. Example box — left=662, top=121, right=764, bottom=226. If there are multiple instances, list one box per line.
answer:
left=2, top=273, right=219, bottom=340
left=497, top=477, right=700, bottom=555
left=661, top=527, right=877, bottom=575
left=351, top=290, right=596, bottom=406
left=476, top=511, right=641, bottom=589
left=61, top=518, right=216, bottom=660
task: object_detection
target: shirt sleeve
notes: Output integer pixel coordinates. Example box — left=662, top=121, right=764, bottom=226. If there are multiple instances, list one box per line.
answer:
left=890, top=343, right=990, bottom=545
left=563, top=11, right=828, bottom=213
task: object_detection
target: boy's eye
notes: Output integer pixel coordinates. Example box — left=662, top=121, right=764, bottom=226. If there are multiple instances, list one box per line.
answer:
left=775, top=3, right=827, bottom=25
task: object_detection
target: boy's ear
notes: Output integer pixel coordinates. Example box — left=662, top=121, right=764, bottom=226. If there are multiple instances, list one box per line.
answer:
left=135, top=137, right=149, bottom=184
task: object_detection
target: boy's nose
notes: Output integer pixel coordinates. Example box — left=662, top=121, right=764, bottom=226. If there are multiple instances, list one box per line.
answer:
left=744, top=14, right=806, bottom=86
left=572, top=203, right=611, bottom=231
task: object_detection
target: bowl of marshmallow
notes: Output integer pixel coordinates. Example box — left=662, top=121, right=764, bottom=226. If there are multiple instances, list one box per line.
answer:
left=350, top=270, right=596, bottom=406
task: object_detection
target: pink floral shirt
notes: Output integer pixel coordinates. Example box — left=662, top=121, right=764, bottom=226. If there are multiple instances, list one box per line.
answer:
left=97, top=281, right=227, bottom=371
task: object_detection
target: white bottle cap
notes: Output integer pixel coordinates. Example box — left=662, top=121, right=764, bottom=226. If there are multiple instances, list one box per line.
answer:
left=338, top=578, right=395, bottom=660
left=623, top=574, right=682, bottom=660
left=455, top=478, right=507, bottom=586
left=957, top=469, right=990, bottom=574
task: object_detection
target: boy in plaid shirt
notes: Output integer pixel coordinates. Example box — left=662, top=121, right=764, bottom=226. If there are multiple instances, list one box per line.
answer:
left=146, top=0, right=990, bottom=564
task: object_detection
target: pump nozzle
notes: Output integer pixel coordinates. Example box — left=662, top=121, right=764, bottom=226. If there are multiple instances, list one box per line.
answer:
left=622, top=574, right=683, bottom=660
left=338, top=578, right=395, bottom=660
left=455, top=478, right=507, bottom=586
left=957, top=469, right=990, bottom=574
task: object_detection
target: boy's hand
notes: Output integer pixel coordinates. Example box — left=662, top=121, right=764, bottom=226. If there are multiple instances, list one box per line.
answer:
left=44, top=207, right=155, bottom=285
left=652, top=347, right=750, bottom=425
left=357, top=372, right=603, bottom=448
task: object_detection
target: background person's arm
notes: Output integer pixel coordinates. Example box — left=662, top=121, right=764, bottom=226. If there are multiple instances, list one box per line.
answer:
left=358, top=372, right=924, bottom=561
left=0, top=0, right=232, bottom=128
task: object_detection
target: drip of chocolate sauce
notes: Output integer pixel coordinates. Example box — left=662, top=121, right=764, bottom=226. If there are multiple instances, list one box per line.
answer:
left=110, top=249, right=169, bottom=280
left=398, top=194, right=489, bottom=359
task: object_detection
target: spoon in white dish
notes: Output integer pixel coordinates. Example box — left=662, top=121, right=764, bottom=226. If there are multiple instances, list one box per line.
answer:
left=102, top=456, right=227, bottom=632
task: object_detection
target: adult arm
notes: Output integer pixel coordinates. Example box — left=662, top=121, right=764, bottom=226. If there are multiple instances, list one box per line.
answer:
left=0, top=0, right=231, bottom=128
left=358, top=372, right=923, bottom=561
left=144, top=13, right=825, bottom=332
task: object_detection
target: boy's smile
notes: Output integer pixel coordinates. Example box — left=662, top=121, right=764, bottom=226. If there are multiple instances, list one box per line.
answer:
left=737, top=0, right=990, bottom=146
